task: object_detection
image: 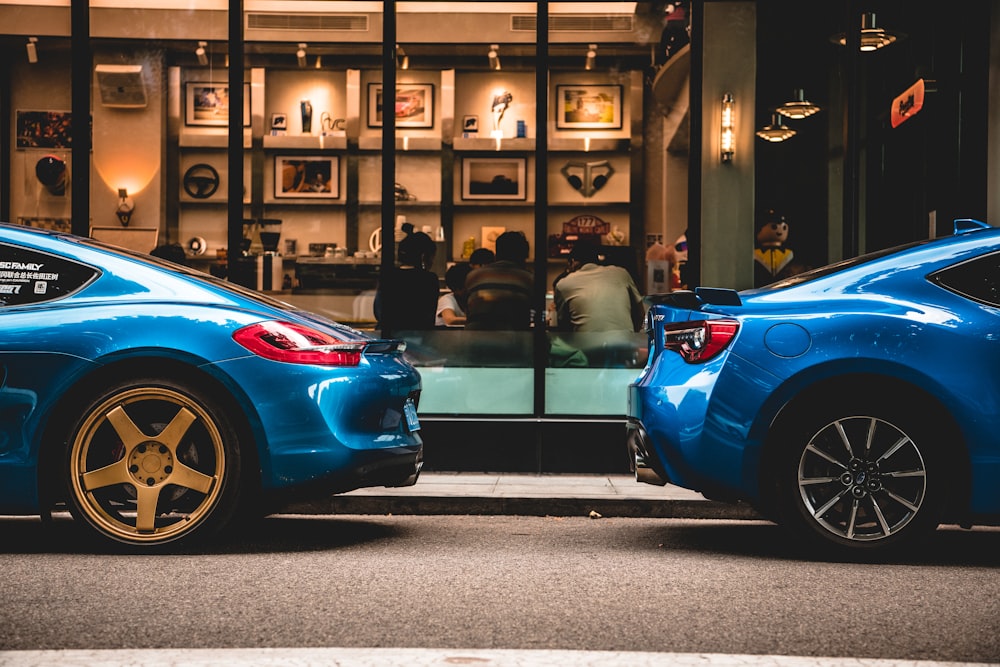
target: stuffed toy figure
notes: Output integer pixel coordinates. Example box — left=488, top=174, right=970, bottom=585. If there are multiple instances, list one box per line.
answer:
left=754, top=211, right=794, bottom=286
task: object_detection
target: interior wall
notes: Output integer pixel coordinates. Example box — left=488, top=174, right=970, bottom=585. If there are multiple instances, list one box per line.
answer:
left=9, top=58, right=73, bottom=227
left=700, top=1, right=755, bottom=290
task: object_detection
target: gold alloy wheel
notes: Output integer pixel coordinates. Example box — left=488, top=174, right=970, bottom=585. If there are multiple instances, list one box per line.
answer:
left=68, top=386, right=225, bottom=545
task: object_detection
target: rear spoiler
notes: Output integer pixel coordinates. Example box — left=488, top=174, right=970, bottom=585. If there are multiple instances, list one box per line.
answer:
left=646, top=287, right=742, bottom=309
left=363, top=339, right=406, bottom=354
left=953, top=218, right=991, bottom=234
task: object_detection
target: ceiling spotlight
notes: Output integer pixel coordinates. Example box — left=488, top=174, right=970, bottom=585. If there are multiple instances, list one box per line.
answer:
left=396, top=44, right=409, bottom=70
left=775, top=88, right=821, bottom=119
left=488, top=44, right=501, bottom=71
left=831, top=12, right=903, bottom=52
left=26, top=36, right=38, bottom=64
left=297, top=43, right=308, bottom=68
left=195, top=41, right=208, bottom=66
left=585, top=44, right=597, bottom=71
left=756, top=113, right=797, bottom=143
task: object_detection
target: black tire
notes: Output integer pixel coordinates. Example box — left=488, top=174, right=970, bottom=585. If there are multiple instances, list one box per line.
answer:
left=62, top=376, right=243, bottom=550
left=773, top=394, right=949, bottom=557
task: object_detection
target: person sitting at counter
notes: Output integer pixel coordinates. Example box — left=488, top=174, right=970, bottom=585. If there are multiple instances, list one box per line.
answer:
left=463, top=231, right=533, bottom=331
left=373, top=223, right=439, bottom=333
left=436, top=262, right=473, bottom=328
left=553, top=239, right=643, bottom=333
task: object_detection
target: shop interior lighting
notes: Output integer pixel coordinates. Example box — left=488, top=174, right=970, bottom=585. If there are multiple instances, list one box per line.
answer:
left=831, top=12, right=903, bottom=52
left=116, top=188, right=135, bottom=226
left=776, top=88, right=820, bottom=119
left=488, top=44, right=501, bottom=71
left=296, top=43, right=308, bottom=68
left=720, top=93, right=735, bottom=162
left=756, top=113, right=796, bottom=143
left=397, top=44, right=409, bottom=70
left=585, top=44, right=597, bottom=70
left=26, top=37, right=38, bottom=63
left=315, top=54, right=322, bottom=69
left=195, top=41, right=208, bottom=66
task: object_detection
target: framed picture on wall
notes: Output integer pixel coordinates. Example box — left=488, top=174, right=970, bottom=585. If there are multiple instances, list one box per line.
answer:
left=462, top=157, right=527, bottom=201
left=555, top=84, right=623, bottom=130
left=367, top=83, right=434, bottom=128
left=15, top=110, right=89, bottom=149
left=273, top=155, right=339, bottom=199
left=185, top=82, right=251, bottom=127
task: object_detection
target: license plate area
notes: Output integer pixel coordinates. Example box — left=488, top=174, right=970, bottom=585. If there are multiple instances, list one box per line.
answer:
left=403, top=398, right=421, bottom=432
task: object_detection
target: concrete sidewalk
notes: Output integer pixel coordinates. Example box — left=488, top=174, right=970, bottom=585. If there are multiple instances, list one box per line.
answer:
left=282, top=473, right=762, bottom=520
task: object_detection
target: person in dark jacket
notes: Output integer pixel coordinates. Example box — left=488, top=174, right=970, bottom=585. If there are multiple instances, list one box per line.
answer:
left=373, top=223, right=439, bottom=332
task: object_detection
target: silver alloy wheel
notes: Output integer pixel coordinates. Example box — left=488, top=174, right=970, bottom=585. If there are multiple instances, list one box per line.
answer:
left=797, top=415, right=927, bottom=542
left=68, top=386, right=225, bottom=545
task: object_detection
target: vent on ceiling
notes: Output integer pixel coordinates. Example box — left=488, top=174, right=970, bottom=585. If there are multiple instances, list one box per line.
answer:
left=246, top=13, right=370, bottom=32
left=511, top=14, right=635, bottom=33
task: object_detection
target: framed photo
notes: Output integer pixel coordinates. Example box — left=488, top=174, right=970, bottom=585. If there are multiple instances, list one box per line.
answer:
left=185, top=82, right=251, bottom=127
left=555, top=84, right=623, bottom=130
left=462, top=157, right=527, bottom=201
left=367, top=83, right=434, bottom=128
left=274, top=155, right=339, bottom=199
left=15, top=110, right=89, bottom=149
left=462, top=115, right=479, bottom=133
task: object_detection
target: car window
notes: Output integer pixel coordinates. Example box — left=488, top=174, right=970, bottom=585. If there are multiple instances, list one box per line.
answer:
left=0, top=243, right=99, bottom=306
left=930, top=251, right=1000, bottom=307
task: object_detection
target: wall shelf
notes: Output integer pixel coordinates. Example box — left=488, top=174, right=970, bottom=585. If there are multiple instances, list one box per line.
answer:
left=262, top=134, right=347, bottom=151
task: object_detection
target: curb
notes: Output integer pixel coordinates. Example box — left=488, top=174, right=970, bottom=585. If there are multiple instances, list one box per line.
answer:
left=280, top=495, right=763, bottom=520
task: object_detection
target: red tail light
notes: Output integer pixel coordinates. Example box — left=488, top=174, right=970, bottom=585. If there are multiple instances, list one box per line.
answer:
left=663, top=318, right=739, bottom=363
left=233, top=321, right=365, bottom=366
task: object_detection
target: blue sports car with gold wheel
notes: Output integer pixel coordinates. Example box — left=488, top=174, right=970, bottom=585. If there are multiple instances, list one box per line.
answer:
left=0, top=223, right=422, bottom=550
left=628, top=219, right=1000, bottom=557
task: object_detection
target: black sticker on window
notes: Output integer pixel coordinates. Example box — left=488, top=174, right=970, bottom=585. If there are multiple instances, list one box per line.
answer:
left=0, top=243, right=98, bottom=306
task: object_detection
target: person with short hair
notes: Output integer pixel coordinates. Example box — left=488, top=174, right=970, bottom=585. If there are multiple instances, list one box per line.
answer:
left=468, top=247, right=495, bottom=268
left=554, top=240, right=643, bottom=333
left=373, top=223, right=439, bottom=332
left=464, top=231, right=533, bottom=331
left=436, top=262, right=473, bottom=327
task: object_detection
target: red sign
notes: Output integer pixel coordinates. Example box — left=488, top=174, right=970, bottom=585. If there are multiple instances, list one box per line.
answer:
left=891, top=79, right=926, bottom=128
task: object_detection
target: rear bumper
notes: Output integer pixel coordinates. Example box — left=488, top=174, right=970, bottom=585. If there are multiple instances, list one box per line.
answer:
left=267, top=437, right=424, bottom=505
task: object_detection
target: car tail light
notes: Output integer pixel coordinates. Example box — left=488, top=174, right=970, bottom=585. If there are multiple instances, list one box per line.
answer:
left=662, top=318, right=739, bottom=363
left=233, top=321, right=365, bottom=366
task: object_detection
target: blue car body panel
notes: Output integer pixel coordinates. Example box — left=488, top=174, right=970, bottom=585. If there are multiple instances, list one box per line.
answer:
left=0, top=223, right=422, bottom=515
left=630, top=226, right=1000, bottom=519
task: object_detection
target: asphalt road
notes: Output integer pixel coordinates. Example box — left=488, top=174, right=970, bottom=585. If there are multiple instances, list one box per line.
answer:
left=1, top=514, right=999, bottom=664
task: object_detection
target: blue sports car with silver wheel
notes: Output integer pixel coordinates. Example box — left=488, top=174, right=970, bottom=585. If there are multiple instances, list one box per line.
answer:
left=628, top=219, right=1000, bottom=557
left=0, top=223, right=423, bottom=550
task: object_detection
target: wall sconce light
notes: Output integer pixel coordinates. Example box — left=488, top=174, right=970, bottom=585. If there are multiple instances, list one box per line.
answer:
left=488, top=44, right=501, bottom=71
left=776, top=88, right=820, bottom=119
left=396, top=44, right=409, bottom=70
left=756, top=113, right=797, bottom=142
left=585, top=44, right=597, bottom=70
left=296, top=43, right=308, bottom=68
left=831, top=12, right=903, bottom=52
left=720, top=93, right=735, bottom=163
left=26, top=36, right=38, bottom=64
left=116, top=188, right=135, bottom=226
left=195, top=41, right=208, bottom=66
